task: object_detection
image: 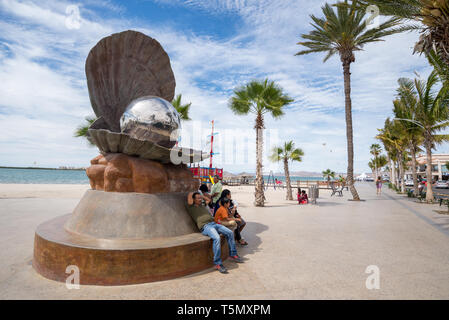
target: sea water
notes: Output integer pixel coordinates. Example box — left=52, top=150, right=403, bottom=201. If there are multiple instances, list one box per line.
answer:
left=0, top=168, right=323, bottom=184
left=263, top=176, right=324, bottom=182
left=0, top=168, right=89, bottom=184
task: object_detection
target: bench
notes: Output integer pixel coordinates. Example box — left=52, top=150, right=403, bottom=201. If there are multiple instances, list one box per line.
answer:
left=330, top=183, right=343, bottom=197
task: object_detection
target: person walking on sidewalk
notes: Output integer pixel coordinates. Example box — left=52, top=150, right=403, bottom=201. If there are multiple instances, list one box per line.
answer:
left=376, top=176, right=383, bottom=196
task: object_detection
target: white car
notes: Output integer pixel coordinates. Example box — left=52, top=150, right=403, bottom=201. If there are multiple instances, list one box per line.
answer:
left=435, top=180, right=449, bottom=189
left=405, top=180, right=414, bottom=187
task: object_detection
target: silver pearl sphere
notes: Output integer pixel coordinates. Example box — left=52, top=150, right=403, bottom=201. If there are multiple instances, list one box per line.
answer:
left=120, top=96, right=181, bottom=148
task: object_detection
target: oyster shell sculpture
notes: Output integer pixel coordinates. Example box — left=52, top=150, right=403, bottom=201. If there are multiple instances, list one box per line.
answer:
left=120, top=96, right=180, bottom=149
left=85, top=30, right=208, bottom=163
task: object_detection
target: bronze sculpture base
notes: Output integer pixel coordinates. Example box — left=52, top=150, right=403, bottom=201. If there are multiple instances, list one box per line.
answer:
left=33, top=214, right=229, bottom=285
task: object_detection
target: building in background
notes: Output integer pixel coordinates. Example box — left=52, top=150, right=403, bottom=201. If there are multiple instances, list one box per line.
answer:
left=405, top=154, right=449, bottom=182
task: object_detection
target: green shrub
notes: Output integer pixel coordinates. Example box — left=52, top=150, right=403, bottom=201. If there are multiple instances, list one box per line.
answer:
left=418, top=192, right=426, bottom=202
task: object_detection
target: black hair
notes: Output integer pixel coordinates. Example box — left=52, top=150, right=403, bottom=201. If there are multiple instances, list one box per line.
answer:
left=192, top=192, right=201, bottom=200
left=220, top=197, right=230, bottom=206
left=220, top=189, right=231, bottom=199
left=199, top=184, right=209, bottom=193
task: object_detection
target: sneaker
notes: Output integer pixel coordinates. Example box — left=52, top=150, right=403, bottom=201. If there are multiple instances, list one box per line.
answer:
left=215, top=264, right=228, bottom=273
left=229, top=255, right=243, bottom=263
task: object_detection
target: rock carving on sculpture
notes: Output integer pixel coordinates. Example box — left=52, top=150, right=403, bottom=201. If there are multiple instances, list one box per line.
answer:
left=87, top=153, right=198, bottom=193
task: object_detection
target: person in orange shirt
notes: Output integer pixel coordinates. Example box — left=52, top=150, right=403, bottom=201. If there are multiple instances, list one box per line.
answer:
left=214, top=198, right=237, bottom=230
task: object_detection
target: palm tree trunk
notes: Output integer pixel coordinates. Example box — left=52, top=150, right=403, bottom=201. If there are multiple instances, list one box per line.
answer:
left=342, top=60, right=360, bottom=200
left=410, top=145, right=419, bottom=197
left=284, top=158, right=293, bottom=200
left=387, top=154, right=393, bottom=185
left=396, top=161, right=400, bottom=187
left=390, top=157, right=396, bottom=187
left=254, top=113, right=265, bottom=206
left=375, top=155, right=378, bottom=180
left=398, top=151, right=405, bottom=193
left=425, top=137, right=434, bottom=202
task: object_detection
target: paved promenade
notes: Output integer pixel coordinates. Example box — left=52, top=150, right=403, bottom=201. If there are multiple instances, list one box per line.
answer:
left=0, top=182, right=448, bottom=299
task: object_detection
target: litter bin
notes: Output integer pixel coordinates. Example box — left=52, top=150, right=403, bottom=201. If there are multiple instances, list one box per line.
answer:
left=308, top=185, right=319, bottom=204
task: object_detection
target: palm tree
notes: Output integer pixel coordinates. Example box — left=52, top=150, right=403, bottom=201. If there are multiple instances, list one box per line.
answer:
left=322, top=169, right=336, bottom=186
left=376, top=155, right=388, bottom=173
left=229, top=79, right=293, bottom=206
left=74, top=116, right=97, bottom=146
left=353, top=0, right=449, bottom=65
left=376, top=119, right=398, bottom=187
left=368, top=159, right=376, bottom=177
left=396, top=70, right=449, bottom=201
left=296, top=2, right=403, bottom=201
left=172, top=94, right=192, bottom=121
left=377, top=118, right=409, bottom=193
left=368, top=155, right=387, bottom=178
left=393, top=78, right=423, bottom=196
left=370, top=144, right=382, bottom=178
left=270, top=141, right=304, bottom=200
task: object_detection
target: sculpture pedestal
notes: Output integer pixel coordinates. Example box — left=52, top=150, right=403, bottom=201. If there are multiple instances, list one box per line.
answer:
left=32, top=191, right=229, bottom=285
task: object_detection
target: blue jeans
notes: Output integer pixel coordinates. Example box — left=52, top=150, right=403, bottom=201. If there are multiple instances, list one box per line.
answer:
left=201, top=222, right=237, bottom=265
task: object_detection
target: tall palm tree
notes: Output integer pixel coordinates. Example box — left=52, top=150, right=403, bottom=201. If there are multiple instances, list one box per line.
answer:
left=396, top=70, right=449, bottom=201
left=377, top=118, right=409, bottom=193
left=376, top=119, right=398, bottom=187
left=370, top=144, right=382, bottom=178
left=172, top=94, right=192, bottom=121
left=296, top=2, right=403, bottom=201
left=229, top=79, right=293, bottom=206
left=322, top=169, right=336, bottom=186
left=354, top=0, right=449, bottom=65
left=393, top=78, right=424, bottom=196
left=270, top=141, right=304, bottom=200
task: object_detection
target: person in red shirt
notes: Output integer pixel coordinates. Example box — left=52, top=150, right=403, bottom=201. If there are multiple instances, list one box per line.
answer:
left=298, top=190, right=308, bottom=204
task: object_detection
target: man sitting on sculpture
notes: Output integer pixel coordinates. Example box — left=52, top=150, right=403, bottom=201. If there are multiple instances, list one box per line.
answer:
left=186, top=192, right=243, bottom=273
left=198, top=183, right=213, bottom=214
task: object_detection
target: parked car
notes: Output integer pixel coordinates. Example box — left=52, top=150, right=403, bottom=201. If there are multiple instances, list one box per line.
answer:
left=435, top=180, right=449, bottom=189
left=405, top=179, right=414, bottom=187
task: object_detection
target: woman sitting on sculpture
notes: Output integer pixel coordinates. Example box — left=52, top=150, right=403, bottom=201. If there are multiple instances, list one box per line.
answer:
left=214, top=189, right=248, bottom=246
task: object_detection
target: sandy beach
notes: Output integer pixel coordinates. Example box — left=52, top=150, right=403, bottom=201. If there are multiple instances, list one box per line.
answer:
left=0, top=184, right=91, bottom=199
left=0, top=182, right=449, bottom=299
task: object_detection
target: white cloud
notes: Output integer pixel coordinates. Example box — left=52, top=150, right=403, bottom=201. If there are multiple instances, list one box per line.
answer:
left=0, top=0, right=445, bottom=175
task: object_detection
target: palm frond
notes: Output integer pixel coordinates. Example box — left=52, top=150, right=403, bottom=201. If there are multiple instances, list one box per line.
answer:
left=229, top=79, right=293, bottom=119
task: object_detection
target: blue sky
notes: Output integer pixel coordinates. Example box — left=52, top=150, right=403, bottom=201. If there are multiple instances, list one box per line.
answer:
left=0, top=0, right=445, bottom=174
